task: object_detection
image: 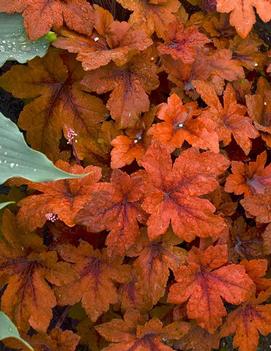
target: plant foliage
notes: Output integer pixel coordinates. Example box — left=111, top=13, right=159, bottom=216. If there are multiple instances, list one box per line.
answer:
left=1, top=0, right=271, bottom=350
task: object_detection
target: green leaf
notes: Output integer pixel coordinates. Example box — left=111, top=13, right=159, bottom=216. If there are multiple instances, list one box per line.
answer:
left=0, top=13, right=50, bottom=67
left=0, top=201, right=15, bottom=210
left=0, top=112, right=84, bottom=184
left=44, top=31, right=58, bottom=43
left=0, top=311, right=33, bottom=350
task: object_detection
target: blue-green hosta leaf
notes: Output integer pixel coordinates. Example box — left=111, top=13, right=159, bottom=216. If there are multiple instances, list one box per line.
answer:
left=0, top=201, right=15, bottom=210
left=0, top=112, right=84, bottom=183
left=0, top=311, right=33, bottom=350
left=0, top=13, right=50, bottom=67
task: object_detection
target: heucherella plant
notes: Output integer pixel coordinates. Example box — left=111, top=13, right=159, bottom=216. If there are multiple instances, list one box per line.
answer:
left=0, top=0, right=270, bottom=350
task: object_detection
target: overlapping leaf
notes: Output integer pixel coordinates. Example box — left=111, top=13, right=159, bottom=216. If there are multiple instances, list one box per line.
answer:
left=225, top=152, right=271, bottom=195
left=0, top=210, right=75, bottom=332
left=0, top=0, right=95, bottom=40
left=76, top=169, right=146, bottom=256
left=168, top=245, right=255, bottom=332
left=55, top=241, right=130, bottom=321
left=141, top=143, right=229, bottom=241
left=217, top=0, right=271, bottom=38
left=116, top=0, right=180, bottom=38
left=194, top=80, right=258, bottom=154
left=54, top=6, right=152, bottom=71
left=81, top=52, right=159, bottom=128
left=17, top=161, right=101, bottom=231
left=0, top=49, right=107, bottom=161
left=96, top=310, right=189, bottom=351
left=148, top=93, right=219, bottom=152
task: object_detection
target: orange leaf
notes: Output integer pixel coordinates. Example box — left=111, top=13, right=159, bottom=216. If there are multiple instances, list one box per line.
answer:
left=76, top=169, right=146, bottom=256
left=158, top=22, right=210, bottom=64
left=141, top=143, right=229, bottom=241
left=241, top=259, right=271, bottom=292
left=0, top=210, right=75, bottom=332
left=96, top=310, right=189, bottom=351
left=148, top=93, right=219, bottom=153
left=29, top=328, right=80, bottom=351
left=246, top=77, right=271, bottom=147
left=127, top=230, right=187, bottom=309
left=191, top=48, right=245, bottom=83
left=0, top=49, right=107, bottom=161
left=174, top=325, right=220, bottom=351
left=116, top=0, right=180, bottom=38
left=81, top=51, right=159, bottom=128
left=0, top=0, right=94, bottom=40
left=54, top=6, right=152, bottom=71
left=217, top=0, right=271, bottom=38
left=241, top=188, right=271, bottom=223
left=17, top=161, right=101, bottom=231
left=56, top=242, right=130, bottom=321
left=225, top=152, right=271, bottom=196
left=194, top=80, right=258, bottom=154
left=221, top=294, right=271, bottom=351
left=111, top=108, right=156, bottom=169
left=168, top=245, right=255, bottom=332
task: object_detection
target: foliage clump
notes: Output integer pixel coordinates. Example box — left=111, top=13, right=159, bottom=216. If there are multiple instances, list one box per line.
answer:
left=1, top=0, right=271, bottom=350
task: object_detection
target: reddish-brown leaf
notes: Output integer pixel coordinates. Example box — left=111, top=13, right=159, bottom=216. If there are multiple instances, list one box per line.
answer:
left=29, top=328, right=80, bottom=351
left=194, top=80, right=258, bottom=154
left=56, top=241, right=130, bottom=321
left=158, top=22, right=210, bottom=64
left=76, top=169, right=146, bottom=256
left=96, top=310, right=189, bottom=351
left=0, top=49, right=107, bottom=161
left=116, top=0, right=180, bottom=38
left=0, top=210, right=75, bottom=332
left=141, top=143, right=229, bottom=241
left=191, top=48, right=245, bottom=83
left=17, top=161, right=101, bottom=231
left=241, top=259, right=271, bottom=292
left=241, top=188, right=271, bottom=223
left=111, top=108, right=156, bottom=169
left=246, top=77, right=271, bottom=147
left=221, top=292, right=271, bottom=351
left=54, top=6, right=152, bottom=71
left=0, top=0, right=94, bottom=40
left=125, top=229, right=187, bottom=309
left=81, top=52, right=159, bottom=128
left=168, top=245, right=255, bottom=332
left=174, top=325, right=220, bottom=351
left=148, top=93, right=219, bottom=153
left=225, top=152, right=271, bottom=196
left=217, top=0, right=271, bottom=38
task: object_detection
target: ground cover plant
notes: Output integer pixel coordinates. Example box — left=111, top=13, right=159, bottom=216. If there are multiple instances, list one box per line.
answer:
left=1, top=0, right=271, bottom=350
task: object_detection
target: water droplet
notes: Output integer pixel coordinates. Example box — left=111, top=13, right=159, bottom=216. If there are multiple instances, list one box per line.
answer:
left=0, top=160, right=2, bottom=164
left=15, top=163, right=19, bottom=167
left=33, top=168, right=37, bottom=172
left=0, top=45, right=5, bottom=52
left=3, top=160, right=7, bottom=163
left=2, top=40, right=6, bottom=44
left=20, top=44, right=31, bottom=52
left=17, top=36, right=26, bottom=43
left=9, top=163, right=15, bottom=168
left=4, top=151, right=7, bottom=155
